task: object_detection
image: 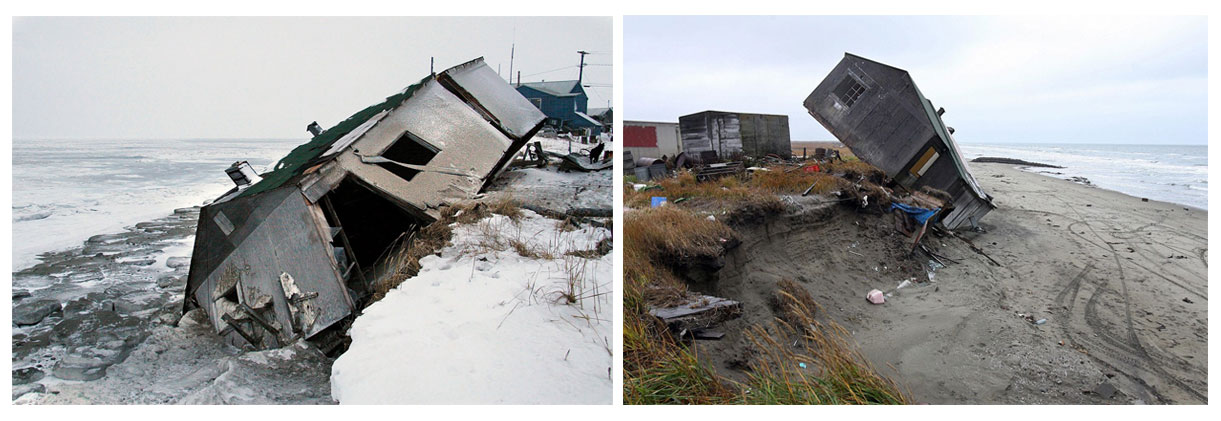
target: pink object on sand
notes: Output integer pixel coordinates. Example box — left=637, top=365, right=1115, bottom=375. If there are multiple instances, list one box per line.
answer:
left=866, top=289, right=885, bottom=304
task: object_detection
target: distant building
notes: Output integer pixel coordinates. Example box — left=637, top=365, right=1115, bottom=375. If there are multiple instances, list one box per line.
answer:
left=516, top=80, right=602, bottom=136
left=679, top=111, right=791, bottom=161
left=624, top=120, right=681, bottom=159
left=587, top=107, right=613, bottom=133
left=804, top=53, right=994, bottom=230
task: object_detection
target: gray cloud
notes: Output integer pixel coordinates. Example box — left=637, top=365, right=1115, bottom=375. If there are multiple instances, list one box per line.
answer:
left=625, top=16, right=1205, bottom=145
left=13, top=16, right=611, bottom=140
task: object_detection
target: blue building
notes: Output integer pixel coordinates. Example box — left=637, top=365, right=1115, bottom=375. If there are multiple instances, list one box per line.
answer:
left=516, top=80, right=603, bottom=136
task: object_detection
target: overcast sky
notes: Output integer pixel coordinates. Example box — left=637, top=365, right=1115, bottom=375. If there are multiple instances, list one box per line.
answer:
left=625, top=16, right=1206, bottom=145
left=13, top=17, right=612, bottom=140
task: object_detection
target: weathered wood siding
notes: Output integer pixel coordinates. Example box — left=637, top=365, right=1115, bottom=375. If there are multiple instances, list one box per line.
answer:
left=804, top=58, right=933, bottom=177
left=804, top=54, right=994, bottom=229
left=680, top=111, right=789, bottom=160
left=738, top=113, right=791, bottom=157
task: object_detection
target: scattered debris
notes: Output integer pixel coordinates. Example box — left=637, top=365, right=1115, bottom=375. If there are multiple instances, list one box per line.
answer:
left=631, top=157, right=670, bottom=181
left=551, top=148, right=614, bottom=172
left=1182, top=298, right=1194, bottom=304
left=690, top=328, right=725, bottom=340
left=866, top=289, right=885, bottom=305
left=925, top=260, right=944, bottom=282
left=649, top=294, right=743, bottom=334
left=695, top=161, right=745, bottom=181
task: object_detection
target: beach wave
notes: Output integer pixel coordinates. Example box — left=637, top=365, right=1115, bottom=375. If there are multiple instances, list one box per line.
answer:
left=961, top=143, right=1207, bottom=210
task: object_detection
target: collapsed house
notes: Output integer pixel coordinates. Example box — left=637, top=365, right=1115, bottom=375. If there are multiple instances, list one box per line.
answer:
left=678, top=110, right=791, bottom=163
left=804, top=53, right=995, bottom=230
left=184, top=58, right=546, bottom=350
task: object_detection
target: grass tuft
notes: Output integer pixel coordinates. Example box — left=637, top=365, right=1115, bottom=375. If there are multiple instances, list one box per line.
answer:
left=623, top=200, right=911, bottom=405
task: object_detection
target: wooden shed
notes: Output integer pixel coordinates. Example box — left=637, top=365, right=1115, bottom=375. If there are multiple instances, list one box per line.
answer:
left=185, top=57, right=546, bottom=350
left=678, top=111, right=790, bottom=162
left=803, top=53, right=994, bottom=230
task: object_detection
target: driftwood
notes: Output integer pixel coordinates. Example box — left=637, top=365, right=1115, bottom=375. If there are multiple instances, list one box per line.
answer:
left=519, top=204, right=611, bottom=228
left=649, top=294, right=742, bottom=336
left=945, top=230, right=1002, bottom=266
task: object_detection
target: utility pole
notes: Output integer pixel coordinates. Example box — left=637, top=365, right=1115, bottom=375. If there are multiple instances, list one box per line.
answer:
left=509, top=42, right=516, bottom=84
left=577, top=50, right=589, bottom=84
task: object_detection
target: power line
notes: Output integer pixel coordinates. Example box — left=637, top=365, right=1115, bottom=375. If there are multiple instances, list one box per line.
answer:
left=520, top=65, right=578, bottom=78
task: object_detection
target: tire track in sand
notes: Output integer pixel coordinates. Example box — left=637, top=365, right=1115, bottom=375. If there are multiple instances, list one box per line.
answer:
left=1053, top=197, right=1206, bottom=403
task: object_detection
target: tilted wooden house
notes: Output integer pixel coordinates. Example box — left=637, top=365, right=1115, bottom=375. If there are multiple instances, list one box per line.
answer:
left=184, top=58, right=546, bottom=350
left=804, top=53, right=994, bottom=230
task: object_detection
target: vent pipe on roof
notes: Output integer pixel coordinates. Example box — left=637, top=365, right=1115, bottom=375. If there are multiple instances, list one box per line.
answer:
left=225, top=161, right=261, bottom=189
left=307, top=121, right=323, bottom=136
left=937, top=107, right=946, bottom=117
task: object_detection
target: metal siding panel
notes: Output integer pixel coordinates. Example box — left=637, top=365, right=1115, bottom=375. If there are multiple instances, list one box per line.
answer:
left=196, top=185, right=353, bottom=339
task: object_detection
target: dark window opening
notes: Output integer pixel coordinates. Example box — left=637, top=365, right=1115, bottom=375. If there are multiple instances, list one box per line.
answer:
left=377, top=131, right=438, bottom=182
left=323, top=179, right=424, bottom=273
left=833, top=76, right=867, bottom=107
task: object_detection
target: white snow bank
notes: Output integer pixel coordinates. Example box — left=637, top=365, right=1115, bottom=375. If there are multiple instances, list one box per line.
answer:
left=331, top=210, right=612, bottom=404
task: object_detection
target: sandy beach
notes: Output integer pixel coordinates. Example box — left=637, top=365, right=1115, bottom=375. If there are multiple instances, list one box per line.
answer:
left=690, top=162, right=1206, bottom=404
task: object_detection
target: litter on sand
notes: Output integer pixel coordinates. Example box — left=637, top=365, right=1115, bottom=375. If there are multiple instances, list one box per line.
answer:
left=866, top=289, right=885, bottom=304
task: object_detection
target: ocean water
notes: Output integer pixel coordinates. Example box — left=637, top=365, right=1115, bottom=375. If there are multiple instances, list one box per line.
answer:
left=11, top=138, right=302, bottom=270
left=958, top=143, right=1207, bottom=210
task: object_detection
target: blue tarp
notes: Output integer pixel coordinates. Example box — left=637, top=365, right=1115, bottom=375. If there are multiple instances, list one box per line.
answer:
left=891, top=203, right=941, bottom=225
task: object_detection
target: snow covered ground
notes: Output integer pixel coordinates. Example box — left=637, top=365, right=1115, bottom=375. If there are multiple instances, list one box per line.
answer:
left=486, top=134, right=613, bottom=211
left=330, top=210, right=613, bottom=404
